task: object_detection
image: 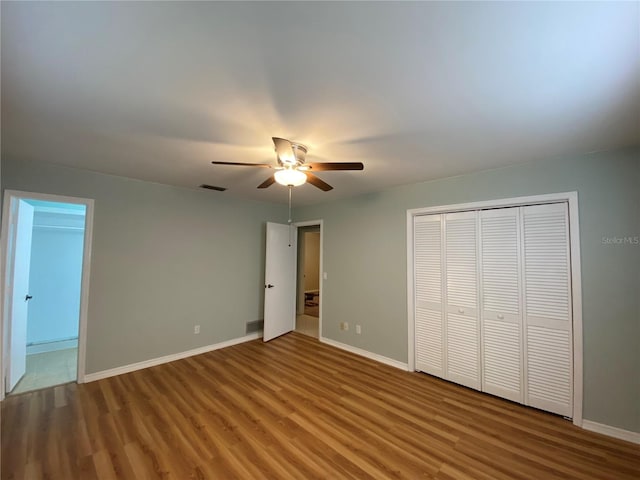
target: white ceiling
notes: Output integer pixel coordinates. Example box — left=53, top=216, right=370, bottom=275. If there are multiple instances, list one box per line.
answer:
left=2, top=2, right=638, bottom=205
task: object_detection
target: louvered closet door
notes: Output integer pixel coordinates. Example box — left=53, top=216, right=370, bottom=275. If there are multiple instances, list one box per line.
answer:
left=445, top=211, right=480, bottom=390
left=480, top=208, right=523, bottom=403
left=522, top=203, right=573, bottom=417
left=414, top=215, right=444, bottom=377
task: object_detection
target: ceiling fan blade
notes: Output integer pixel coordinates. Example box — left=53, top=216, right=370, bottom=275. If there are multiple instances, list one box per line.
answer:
left=272, top=137, right=295, bottom=163
left=257, top=176, right=276, bottom=189
left=307, top=162, right=364, bottom=171
left=211, top=161, right=272, bottom=168
left=305, top=172, right=333, bottom=191
left=200, top=184, right=227, bottom=192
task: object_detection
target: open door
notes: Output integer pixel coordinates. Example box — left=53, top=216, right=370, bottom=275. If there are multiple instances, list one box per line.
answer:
left=6, top=199, right=35, bottom=392
left=1, top=190, right=95, bottom=395
left=263, top=222, right=296, bottom=342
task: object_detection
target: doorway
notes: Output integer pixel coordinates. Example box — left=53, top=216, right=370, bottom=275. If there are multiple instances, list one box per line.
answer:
left=295, top=223, right=322, bottom=338
left=1, top=191, right=94, bottom=398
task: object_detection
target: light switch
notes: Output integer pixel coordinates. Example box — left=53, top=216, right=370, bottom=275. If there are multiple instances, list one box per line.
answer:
left=323, top=272, right=327, bottom=280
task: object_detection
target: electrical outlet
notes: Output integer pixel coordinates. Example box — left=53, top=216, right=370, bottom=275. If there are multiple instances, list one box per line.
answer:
left=343, top=322, right=349, bottom=331
left=194, top=325, right=200, bottom=335
left=356, top=325, right=361, bottom=335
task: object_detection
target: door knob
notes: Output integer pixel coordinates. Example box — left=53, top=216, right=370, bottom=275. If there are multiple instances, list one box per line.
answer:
left=265, top=284, right=275, bottom=289
left=25, top=294, right=33, bottom=301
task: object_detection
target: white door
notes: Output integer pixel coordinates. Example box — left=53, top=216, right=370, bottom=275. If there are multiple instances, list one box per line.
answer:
left=444, top=211, right=481, bottom=390
left=480, top=207, right=523, bottom=403
left=7, top=199, right=35, bottom=392
left=263, top=222, right=297, bottom=342
left=414, top=214, right=445, bottom=377
left=522, top=203, right=573, bottom=417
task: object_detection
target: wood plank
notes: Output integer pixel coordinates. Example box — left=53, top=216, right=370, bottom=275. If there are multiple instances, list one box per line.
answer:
left=2, top=332, right=638, bottom=479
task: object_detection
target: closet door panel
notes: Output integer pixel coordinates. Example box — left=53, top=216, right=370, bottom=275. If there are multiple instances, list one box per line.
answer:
left=444, top=211, right=480, bottom=390
left=445, top=213, right=478, bottom=311
left=416, top=308, right=443, bottom=375
left=523, top=203, right=572, bottom=417
left=480, top=208, right=523, bottom=403
left=446, top=311, right=480, bottom=388
left=483, top=319, right=521, bottom=400
left=526, top=325, right=571, bottom=414
left=414, top=215, right=444, bottom=377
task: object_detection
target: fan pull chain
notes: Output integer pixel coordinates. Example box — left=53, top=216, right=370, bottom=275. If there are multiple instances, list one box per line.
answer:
left=288, top=185, right=293, bottom=247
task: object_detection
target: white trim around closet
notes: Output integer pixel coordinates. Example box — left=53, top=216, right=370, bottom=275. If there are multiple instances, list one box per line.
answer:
left=406, top=192, right=583, bottom=427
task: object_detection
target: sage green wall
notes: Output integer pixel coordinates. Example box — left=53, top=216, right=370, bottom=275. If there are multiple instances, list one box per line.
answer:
left=295, top=148, right=639, bottom=433
left=2, top=158, right=286, bottom=373
left=3, top=150, right=638, bottom=433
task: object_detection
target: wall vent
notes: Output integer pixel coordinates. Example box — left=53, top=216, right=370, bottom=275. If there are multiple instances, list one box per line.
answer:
left=246, top=319, right=264, bottom=334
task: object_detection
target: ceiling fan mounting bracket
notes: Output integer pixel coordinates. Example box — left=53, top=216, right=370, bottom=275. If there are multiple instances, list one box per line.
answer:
left=277, top=141, right=308, bottom=167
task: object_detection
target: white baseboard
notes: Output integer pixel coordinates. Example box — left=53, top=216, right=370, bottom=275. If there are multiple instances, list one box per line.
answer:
left=27, top=338, right=78, bottom=355
left=582, top=419, right=640, bottom=444
left=83, top=332, right=262, bottom=383
left=320, top=337, right=409, bottom=371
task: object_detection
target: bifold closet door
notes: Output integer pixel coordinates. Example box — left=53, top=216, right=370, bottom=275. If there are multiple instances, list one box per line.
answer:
left=444, top=211, right=480, bottom=390
left=480, top=208, right=523, bottom=403
left=414, top=214, right=444, bottom=377
left=522, top=203, right=573, bottom=417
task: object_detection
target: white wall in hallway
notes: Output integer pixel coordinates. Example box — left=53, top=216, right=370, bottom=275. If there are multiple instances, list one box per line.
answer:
left=27, top=210, right=85, bottom=344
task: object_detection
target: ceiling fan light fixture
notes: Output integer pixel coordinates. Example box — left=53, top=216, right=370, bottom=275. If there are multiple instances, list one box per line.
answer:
left=211, top=136, right=362, bottom=191
left=274, top=168, right=307, bottom=187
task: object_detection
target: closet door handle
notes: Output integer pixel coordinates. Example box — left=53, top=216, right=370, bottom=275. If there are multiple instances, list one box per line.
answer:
left=497, top=314, right=504, bottom=320
left=25, top=294, right=33, bottom=301
left=458, top=308, right=464, bottom=314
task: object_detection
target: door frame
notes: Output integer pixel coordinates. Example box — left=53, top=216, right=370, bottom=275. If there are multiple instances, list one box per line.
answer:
left=0, top=190, right=95, bottom=400
left=406, top=191, right=583, bottom=427
left=294, top=220, right=323, bottom=340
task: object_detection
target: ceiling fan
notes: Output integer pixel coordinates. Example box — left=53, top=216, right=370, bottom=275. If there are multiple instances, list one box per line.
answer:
left=211, top=137, right=364, bottom=191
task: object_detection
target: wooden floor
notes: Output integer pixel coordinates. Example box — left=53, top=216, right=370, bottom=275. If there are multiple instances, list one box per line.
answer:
left=2, top=333, right=639, bottom=479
